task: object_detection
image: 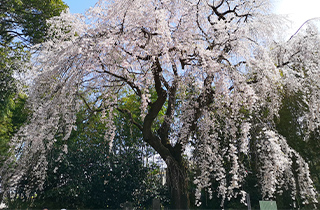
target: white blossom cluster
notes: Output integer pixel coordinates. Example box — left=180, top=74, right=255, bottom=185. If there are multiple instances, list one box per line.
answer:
left=256, top=129, right=317, bottom=205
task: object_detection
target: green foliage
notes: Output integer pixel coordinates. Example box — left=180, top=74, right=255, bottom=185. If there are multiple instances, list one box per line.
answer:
left=0, top=0, right=67, bottom=170
left=0, top=93, right=28, bottom=167
left=0, top=43, right=29, bottom=115
left=118, top=87, right=167, bottom=130
left=0, top=0, right=67, bottom=116
left=8, top=105, right=169, bottom=209
left=275, top=89, right=320, bottom=208
left=0, top=0, right=68, bottom=45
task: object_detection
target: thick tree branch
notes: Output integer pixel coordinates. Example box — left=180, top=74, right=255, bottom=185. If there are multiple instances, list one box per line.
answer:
left=118, top=45, right=153, bottom=61
left=178, top=74, right=215, bottom=146
left=208, top=0, right=251, bottom=22
left=142, top=58, right=172, bottom=160
left=98, top=58, right=142, bottom=96
left=158, top=60, right=179, bottom=149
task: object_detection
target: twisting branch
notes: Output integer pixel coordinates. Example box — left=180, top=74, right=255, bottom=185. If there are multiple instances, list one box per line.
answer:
left=196, top=0, right=210, bottom=42
left=158, top=58, right=179, bottom=149
left=119, top=8, right=128, bottom=33
left=140, top=27, right=159, bottom=49
left=152, top=57, right=166, bottom=97
left=207, top=0, right=251, bottom=22
left=142, top=57, right=173, bottom=160
left=78, top=93, right=93, bottom=112
left=98, top=57, right=142, bottom=96
left=207, top=1, right=227, bottom=21
left=215, top=0, right=225, bottom=9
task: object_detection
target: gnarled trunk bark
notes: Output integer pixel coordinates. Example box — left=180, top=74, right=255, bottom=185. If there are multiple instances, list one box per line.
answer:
left=138, top=58, right=190, bottom=209
left=166, top=156, right=189, bottom=209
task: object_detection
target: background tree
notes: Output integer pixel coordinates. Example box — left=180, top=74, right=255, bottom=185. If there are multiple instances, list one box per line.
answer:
left=272, top=23, right=320, bottom=207
left=0, top=0, right=67, bottom=204
left=0, top=94, right=28, bottom=166
left=0, top=0, right=67, bottom=105
left=0, top=0, right=68, bottom=45
left=6, top=97, right=169, bottom=209
left=2, top=0, right=320, bottom=209
left=0, top=0, right=67, bottom=154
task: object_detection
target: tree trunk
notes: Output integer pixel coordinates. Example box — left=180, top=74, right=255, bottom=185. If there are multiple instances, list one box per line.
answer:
left=166, top=156, right=190, bottom=209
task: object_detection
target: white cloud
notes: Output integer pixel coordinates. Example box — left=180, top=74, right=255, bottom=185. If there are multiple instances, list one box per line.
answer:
left=273, top=0, right=320, bottom=34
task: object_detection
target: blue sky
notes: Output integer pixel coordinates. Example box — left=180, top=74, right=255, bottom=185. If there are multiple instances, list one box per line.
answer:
left=63, top=0, right=320, bottom=34
left=63, top=0, right=98, bottom=14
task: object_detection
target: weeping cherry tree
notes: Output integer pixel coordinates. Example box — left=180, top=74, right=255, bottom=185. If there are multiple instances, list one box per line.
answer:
left=2, top=0, right=320, bottom=208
